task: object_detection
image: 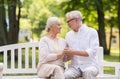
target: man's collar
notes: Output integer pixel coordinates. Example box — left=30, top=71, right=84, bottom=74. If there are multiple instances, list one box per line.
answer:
left=78, top=24, right=86, bottom=31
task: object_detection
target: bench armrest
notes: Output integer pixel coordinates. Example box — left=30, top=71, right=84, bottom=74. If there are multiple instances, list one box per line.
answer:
left=99, top=61, right=120, bottom=76
left=0, top=63, right=3, bottom=79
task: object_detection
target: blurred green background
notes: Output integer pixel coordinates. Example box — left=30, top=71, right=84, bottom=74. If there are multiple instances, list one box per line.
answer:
left=0, top=0, right=120, bottom=75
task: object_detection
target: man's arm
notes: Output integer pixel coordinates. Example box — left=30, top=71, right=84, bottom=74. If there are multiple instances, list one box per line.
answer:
left=63, top=48, right=89, bottom=57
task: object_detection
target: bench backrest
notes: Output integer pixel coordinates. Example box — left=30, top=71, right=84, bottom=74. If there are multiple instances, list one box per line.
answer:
left=0, top=42, right=39, bottom=74
left=0, top=42, right=103, bottom=75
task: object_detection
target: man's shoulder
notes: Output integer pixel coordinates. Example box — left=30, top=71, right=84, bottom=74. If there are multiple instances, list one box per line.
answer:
left=66, top=30, right=74, bottom=35
left=86, top=26, right=97, bottom=33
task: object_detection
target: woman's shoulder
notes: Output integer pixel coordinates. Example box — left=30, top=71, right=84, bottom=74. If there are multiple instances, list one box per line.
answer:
left=39, top=36, right=48, bottom=42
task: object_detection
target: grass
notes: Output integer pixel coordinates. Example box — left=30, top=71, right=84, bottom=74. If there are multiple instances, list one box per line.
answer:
left=104, top=47, right=119, bottom=62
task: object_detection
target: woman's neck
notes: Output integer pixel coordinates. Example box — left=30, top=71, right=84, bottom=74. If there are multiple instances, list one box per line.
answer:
left=47, top=32, right=58, bottom=40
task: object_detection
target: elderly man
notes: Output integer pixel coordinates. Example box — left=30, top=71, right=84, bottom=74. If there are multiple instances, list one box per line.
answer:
left=64, top=10, right=99, bottom=79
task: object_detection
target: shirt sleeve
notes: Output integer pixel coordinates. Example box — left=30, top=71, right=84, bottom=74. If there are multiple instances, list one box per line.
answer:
left=85, top=30, right=99, bottom=57
left=39, top=38, right=57, bottom=62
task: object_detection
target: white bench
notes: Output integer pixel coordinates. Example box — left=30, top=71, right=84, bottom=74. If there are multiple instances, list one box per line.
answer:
left=0, top=42, right=119, bottom=79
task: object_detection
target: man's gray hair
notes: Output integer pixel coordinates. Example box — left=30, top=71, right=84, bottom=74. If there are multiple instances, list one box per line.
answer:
left=45, top=17, right=60, bottom=32
left=66, top=10, right=83, bottom=21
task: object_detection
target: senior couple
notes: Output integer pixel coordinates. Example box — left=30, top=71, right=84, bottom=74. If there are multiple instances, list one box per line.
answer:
left=37, top=10, right=99, bottom=79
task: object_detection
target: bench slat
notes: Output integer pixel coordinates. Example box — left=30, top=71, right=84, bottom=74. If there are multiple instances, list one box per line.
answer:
left=32, top=47, right=36, bottom=68
left=11, top=49, right=15, bottom=69
left=4, top=50, right=7, bottom=69
left=18, top=48, right=22, bottom=69
left=25, top=47, right=29, bottom=68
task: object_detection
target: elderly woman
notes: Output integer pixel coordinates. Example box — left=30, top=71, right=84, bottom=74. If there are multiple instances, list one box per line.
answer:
left=37, top=17, right=67, bottom=79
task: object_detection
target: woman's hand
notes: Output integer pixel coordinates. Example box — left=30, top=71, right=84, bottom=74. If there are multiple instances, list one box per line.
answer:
left=57, top=52, right=64, bottom=59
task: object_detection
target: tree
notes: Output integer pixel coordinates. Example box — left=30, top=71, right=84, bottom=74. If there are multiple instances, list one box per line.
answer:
left=103, top=0, right=118, bottom=55
left=94, top=0, right=108, bottom=54
left=0, top=0, right=7, bottom=46
left=7, top=0, right=21, bottom=44
left=106, top=17, right=116, bottom=54
left=0, top=0, right=21, bottom=46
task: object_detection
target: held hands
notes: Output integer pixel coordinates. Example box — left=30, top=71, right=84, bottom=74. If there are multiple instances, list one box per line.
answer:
left=57, top=48, right=74, bottom=59
left=63, top=48, right=73, bottom=61
left=63, top=48, right=74, bottom=55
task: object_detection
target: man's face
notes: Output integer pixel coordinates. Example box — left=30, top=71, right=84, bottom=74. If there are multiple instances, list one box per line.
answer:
left=66, top=14, right=78, bottom=32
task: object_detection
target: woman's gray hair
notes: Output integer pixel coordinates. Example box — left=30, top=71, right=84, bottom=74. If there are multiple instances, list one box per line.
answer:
left=66, top=10, right=83, bottom=21
left=45, top=17, right=60, bottom=32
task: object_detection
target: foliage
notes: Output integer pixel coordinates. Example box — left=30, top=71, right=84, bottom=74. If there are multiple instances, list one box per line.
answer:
left=60, top=0, right=98, bottom=29
left=21, top=0, right=68, bottom=41
left=103, top=0, right=118, bottom=28
left=60, top=0, right=119, bottom=29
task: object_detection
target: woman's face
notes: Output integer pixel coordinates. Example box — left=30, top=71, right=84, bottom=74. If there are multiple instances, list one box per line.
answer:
left=51, top=22, right=61, bottom=34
